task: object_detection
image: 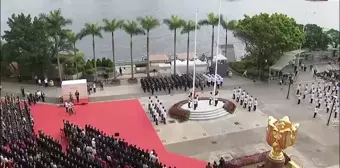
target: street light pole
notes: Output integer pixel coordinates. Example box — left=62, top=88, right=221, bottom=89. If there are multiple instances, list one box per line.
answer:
left=327, top=96, right=337, bottom=126
left=286, top=75, right=292, bottom=99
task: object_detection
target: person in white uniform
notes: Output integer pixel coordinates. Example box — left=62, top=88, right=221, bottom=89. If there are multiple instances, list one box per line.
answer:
left=232, top=88, right=236, bottom=100
left=253, top=99, right=258, bottom=111
left=313, top=107, right=318, bottom=118
left=216, top=78, right=221, bottom=89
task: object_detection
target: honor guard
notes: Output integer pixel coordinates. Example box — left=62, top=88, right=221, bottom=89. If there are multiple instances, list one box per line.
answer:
left=240, top=93, right=244, bottom=106
left=243, top=96, right=248, bottom=108
left=214, top=91, right=219, bottom=106
left=188, top=97, right=192, bottom=108
left=216, top=78, right=221, bottom=89
left=253, top=98, right=258, bottom=111
left=297, top=94, right=302, bottom=104
left=209, top=92, right=213, bottom=105
left=313, top=106, right=318, bottom=118
left=310, top=93, right=314, bottom=104
left=193, top=96, right=198, bottom=110
left=248, top=99, right=252, bottom=112
left=233, top=88, right=236, bottom=100
left=303, top=89, right=307, bottom=99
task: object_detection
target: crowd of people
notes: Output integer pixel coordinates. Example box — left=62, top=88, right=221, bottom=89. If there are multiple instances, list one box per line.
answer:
left=232, top=87, right=258, bottom=112
left=140, top=73, right=223, bottom=95
left=19, top=87, right=46, bottom=105
left=147, top=96, right=168, bottom=125
left=316, top=69, right=340, bottom=82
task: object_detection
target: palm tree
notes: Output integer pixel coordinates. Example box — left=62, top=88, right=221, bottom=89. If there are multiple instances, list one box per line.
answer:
left=66, top=31, right=80, bottom=78
left=137, top=16, right=160, bottom=77
left=198, top=13, right=220, bottom=61
left=181, top=20, right=199, bottom=74
left=122, top=21, right=145, bottom=79
left=39, top=9, right=72, bottom=83
left=102, top=19, right=124, bottom=81
left=221, top=18, right=238, bottom=57
left=163, top=15, right=185, bottom=75
left=78, top=23, right=103, bottom=81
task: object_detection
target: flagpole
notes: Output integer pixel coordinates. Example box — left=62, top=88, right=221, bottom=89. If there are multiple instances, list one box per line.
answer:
left=213, top=0, right=222, bottom=98
left=192, top=9, right=198, bottom=102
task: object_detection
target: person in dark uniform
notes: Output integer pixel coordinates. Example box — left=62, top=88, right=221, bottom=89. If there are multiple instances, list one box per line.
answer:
left=21, top=87, right=25, bottom=97
left=69, top=92, right=74, bottom=103
left=75, top=90, right=80, bottom=103
left=167, top=83, right=171, bottom=94
left=151, top=84, right=155, bottom=95
left=142, top=84, right=146, bottom=92
left=119, top=67, right=123, bottom=76
left=41, top=92, right=45, bottom=102
left=32, top=93, right=37, bottom=105
left=27, top=95, right=32, bottom=105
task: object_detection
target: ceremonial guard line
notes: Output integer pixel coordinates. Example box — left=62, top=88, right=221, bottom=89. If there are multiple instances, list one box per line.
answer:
left=140, top=73, right=223, bottom=94
left=147, top=96, right=167, bottom=125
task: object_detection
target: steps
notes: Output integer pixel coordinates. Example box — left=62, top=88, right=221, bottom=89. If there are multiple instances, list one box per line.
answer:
left=181, top=100, right=230, bottom=121
left=190, top=108, right=229, bottom=120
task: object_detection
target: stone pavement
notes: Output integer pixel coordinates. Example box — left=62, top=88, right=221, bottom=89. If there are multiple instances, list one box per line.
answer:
left=139, top=86, right=339, bottom=168
left=1, top=73, right=339, bottom=167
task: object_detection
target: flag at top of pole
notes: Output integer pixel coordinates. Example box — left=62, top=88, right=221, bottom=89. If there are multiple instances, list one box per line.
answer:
left=213, top=0, right=222, bottom=98
left=191, top=9, right=199, bottom=102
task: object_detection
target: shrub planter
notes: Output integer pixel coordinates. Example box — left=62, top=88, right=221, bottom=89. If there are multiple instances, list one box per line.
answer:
left=223, top=151, right=269, bottom=168
left=111, top=79, right=121, bottom=85
left=168, top=100, right=190, bottom=122
left=128, top=78, right=138, bottom=84
left=168, top=97, right=236, bottom=122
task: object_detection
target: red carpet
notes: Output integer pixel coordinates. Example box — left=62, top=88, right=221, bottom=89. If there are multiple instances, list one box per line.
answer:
left=30, top=100, right=206, bottom=168
left=73, top=98, right=88, bottom=105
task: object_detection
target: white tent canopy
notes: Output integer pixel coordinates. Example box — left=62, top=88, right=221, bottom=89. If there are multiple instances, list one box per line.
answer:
left=212, top=54, right=227, bottom=62
left=270, top=49, right=306, bottom=72
left=171, top=59, right=208, bottom=74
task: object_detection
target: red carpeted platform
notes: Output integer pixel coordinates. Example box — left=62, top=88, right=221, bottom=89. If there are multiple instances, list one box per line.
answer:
left=31, top=100, right=206, bottom=168
left=72, top=98, right=88, bottom=105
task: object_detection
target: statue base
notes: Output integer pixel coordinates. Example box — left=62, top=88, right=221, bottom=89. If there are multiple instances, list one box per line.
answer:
left=264, top=153, right=285, bottom=168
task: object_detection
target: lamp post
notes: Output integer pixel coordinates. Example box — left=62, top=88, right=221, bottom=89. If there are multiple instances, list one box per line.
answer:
left=213, top=0, right=222, bottom=97
left=327, top=96, right=338, bottom=126
left=286, top=74, right=293, bottom=99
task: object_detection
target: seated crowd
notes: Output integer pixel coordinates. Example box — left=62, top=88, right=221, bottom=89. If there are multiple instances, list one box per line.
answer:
left=0, top=97, right=177, bottom=168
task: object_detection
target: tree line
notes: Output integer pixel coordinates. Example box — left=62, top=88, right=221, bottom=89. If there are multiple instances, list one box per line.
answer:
left=1, top=9, right=339, bottom=82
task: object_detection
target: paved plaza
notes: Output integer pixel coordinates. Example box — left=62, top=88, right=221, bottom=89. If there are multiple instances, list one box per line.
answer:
left=1, top=70, right=339, bottom=168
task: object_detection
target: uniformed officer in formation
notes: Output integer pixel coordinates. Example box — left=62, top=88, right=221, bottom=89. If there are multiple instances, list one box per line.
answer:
left=235, top=86, right=258, bottom=112
left=148, top=96, right=167, bottom=125
left=140, top=73, right=223, bottom=94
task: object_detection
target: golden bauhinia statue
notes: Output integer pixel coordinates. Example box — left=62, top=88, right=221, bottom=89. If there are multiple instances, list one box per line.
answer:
left=266, top=116, right=300, bottom=162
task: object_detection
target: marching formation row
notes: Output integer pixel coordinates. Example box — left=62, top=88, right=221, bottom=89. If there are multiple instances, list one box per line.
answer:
left=148, top=96, right=168, bottom=125
left=233, top=87, right=258, bottom=112
left=296, top=81, right=339, bottom=119
left=140, top=73, right=223, bottom=94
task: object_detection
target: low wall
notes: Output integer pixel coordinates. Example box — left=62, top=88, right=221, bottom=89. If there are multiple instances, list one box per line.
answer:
left=64, top=72, right=83, bottom=80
